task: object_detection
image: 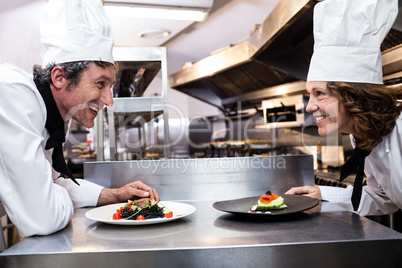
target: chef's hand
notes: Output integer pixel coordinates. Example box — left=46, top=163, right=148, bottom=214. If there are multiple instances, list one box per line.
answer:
left=285, top=186, right=322, bottom=200
left=97, top=181, right=160, bottom=206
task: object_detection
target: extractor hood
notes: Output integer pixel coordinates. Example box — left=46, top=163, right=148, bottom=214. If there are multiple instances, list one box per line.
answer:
left=169, top=0, right=402, bottom=113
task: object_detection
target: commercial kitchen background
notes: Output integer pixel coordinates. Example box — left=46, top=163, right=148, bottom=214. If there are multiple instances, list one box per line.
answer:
left=3, top=0, right=402, bottom=185
left=3, top=0, right=402, bottom=180
left=2, top=0, right=402, bottom=251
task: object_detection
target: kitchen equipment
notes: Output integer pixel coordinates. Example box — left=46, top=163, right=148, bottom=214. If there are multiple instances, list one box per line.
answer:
left=96, top=47, right=170, bottom=161
left=259, top=94, right=308, bottom=128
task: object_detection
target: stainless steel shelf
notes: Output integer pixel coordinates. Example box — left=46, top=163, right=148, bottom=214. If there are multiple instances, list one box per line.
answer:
left=96, top=47, right=170, bottom=161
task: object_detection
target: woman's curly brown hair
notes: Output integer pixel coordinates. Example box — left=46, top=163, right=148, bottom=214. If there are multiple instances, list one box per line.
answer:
left=327, top=82, right=402, bottom=151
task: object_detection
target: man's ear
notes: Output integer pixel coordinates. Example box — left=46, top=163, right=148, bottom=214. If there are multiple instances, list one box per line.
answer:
left=50, top=66, right=67, bottom=90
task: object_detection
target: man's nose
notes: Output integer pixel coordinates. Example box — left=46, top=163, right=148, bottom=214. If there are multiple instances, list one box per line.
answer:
left=101, top=87, right=113, bottom=108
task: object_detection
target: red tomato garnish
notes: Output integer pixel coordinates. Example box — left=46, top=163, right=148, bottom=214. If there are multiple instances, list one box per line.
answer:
left=112, top=212, right=121, bottom=220
left=112, top=209, right=122, bottom=220
left=165, top=211, right=173, bottom=218
left=136, top=215, right=146, bottom=220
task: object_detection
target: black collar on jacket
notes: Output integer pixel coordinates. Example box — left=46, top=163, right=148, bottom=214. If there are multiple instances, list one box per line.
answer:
left=34, top=77, right=79, bottom=186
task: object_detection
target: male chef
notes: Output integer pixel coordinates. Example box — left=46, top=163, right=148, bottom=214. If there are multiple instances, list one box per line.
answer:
left=0, top=0, right=159, bottom=237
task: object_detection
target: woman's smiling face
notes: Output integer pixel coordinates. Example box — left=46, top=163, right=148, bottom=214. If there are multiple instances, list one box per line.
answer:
left=305, top=81, right=351, bottom=136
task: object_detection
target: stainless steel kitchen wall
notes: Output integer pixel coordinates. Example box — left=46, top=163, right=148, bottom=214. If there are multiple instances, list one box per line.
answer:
left=84, top=154, right=314, bottom=201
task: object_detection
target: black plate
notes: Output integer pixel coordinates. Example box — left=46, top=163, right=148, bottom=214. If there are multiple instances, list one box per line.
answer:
left=212, top=195, right=319, bottom=216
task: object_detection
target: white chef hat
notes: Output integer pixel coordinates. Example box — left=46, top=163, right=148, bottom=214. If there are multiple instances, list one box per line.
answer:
left=40, top=0, right=114, bottom=67
left=307, top=0, right=398, bottom=84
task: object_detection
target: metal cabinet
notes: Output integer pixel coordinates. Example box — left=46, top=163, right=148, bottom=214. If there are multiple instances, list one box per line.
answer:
left=96, top=47, right=170, bottom=160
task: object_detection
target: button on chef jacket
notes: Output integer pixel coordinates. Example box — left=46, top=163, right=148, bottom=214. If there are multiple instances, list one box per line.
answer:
left=0, top=63, right=103, bottom=237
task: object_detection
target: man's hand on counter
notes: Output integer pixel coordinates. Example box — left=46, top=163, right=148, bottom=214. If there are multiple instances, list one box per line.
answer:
left=96, top=181, right=160, bottom=206
left=285, top=186, right=322, bottom=200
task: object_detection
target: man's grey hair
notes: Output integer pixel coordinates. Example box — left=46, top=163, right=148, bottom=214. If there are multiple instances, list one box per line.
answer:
left=33, top=61, right=115, bottom=90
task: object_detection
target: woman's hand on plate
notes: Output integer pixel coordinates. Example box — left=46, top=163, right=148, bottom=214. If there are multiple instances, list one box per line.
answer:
left=285, top=186, right=322, bottom=200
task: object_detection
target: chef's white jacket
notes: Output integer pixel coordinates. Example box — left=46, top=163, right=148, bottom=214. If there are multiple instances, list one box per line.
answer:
left=0, top=63, right=103, bottom=237
left=320, top=112, right=402, bottom=216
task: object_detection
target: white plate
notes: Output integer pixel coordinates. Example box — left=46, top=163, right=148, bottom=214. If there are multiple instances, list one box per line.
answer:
left=85, top=201, right=196, bottom=225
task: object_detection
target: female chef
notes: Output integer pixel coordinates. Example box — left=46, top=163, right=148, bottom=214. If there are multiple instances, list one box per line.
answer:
left=0, top=0, right=159, bottom=238
left=286, top=0, right=402, bottom=216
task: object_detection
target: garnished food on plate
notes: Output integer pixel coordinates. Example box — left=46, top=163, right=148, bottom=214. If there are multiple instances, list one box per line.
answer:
left=250, top=190, right=287, bottom=212
left=109, top=198, right=174, bottom=220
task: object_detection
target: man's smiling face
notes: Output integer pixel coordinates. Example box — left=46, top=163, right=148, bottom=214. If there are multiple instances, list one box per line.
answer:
left=55, top=62, right=116, bottom=128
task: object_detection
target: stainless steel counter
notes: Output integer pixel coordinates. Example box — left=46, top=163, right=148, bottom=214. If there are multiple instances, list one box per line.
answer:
left=1, top=201, right=402, bottom=267
left=1, top=156, right=402, bottom=267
